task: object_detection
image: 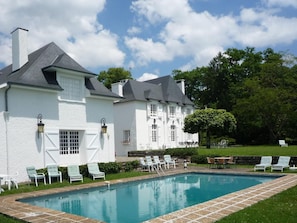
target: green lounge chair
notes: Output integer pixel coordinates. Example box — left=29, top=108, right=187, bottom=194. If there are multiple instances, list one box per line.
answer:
left=87, top=163, right=105, bottom=180
left=47, top=164, right=62, bottom=184
left=26, top=166, right=46, bottom=186
left=67, top=165, right=83, bottom=183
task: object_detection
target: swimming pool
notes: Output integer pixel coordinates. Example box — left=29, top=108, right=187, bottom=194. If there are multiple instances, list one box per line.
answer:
left=20, top=173, right=278, bottom=223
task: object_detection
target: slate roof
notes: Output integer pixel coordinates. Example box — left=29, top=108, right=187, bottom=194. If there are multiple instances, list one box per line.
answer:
left=0, top=42, right=121, bottom=99
left=120, top=76, right=194, bottom=106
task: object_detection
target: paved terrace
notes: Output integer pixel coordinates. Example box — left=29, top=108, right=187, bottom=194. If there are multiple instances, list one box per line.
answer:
left=0, top=164, right=296, bottom=223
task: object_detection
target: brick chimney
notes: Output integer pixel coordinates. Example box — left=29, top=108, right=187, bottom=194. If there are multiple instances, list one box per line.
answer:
left=11, top=28, right=28, bottom=71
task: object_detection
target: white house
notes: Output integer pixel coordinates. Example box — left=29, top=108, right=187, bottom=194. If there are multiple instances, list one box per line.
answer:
left=0, top=28, right=121, bottom=182
left=112, top=76, right=199, bottom=156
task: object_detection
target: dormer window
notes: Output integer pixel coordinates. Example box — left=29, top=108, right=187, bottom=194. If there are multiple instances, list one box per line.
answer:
left=58, top=75, right=84, bottom=102
left=169, top=106, right=176, bottom=118
left=150, top=104, right=157, bottom=116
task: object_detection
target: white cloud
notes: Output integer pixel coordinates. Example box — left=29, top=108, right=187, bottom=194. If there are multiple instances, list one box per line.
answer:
left=0, top=0, right=125, bottom=70
left=125, top=37, right=173, bottom=65
left=126, top=0, right=297, bottom=71
left=137, top=72, right=159, bottom=81
left=238, top=8, right=297, bottom=47
left=127, top=26, right=141, bottom=35
left=263, top=0, right=297, bottom=8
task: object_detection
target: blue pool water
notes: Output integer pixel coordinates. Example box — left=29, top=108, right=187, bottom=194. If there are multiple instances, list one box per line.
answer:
left=20, top=173, right=277, bottom=223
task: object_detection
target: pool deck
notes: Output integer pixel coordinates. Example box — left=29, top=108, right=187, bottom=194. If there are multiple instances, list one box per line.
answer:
left=0, top=166, right=297, bottom=223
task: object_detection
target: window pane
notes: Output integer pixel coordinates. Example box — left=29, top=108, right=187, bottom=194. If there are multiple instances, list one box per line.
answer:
left=170, top=125, right=175, bottom=141
left=69, top=131, right=79, bottom=154
left=169, top=106, right=175, bottom=118
left=59, top=131, right=69, bottom=155
left=152, top=124, right=157, bottom=142
left=59, top=130, right=79, bottom=155
left=59, top=76, right=83, bottom=101
left=150, top=104, right=157, bottom=116
left=123, top=130, right=130, bottom=143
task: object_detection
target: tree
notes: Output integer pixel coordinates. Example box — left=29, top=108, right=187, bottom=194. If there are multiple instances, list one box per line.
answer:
left=233, top=51, right=297, bottom=144
left=172, top=68, right=204, bottom=106
left=184, top=108, right=236, bottom=148
left=98, top=67, right=133, bottom=89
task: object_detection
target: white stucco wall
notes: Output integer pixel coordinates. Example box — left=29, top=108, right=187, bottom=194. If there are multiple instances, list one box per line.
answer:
left=114, top=101, right=138, bottom=156
left=114, top=99, right=199, bottom=156
left=1, top=83, right=116, bottom=183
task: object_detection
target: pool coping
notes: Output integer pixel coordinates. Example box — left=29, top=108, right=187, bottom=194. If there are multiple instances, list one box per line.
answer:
left=0, top=167, right=297, bottom=223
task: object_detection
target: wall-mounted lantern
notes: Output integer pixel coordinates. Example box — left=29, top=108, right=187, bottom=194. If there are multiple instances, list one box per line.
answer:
left=101, top=118, right=107, bottom=134
left=37, top=114, right=45, bottom=138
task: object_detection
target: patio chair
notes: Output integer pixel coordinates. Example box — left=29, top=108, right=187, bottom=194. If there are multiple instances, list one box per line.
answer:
left=140, top=157, right=152, bottom=172
left=67, top=165, right=83, bottom=183
left=145, top=156, right=158, bottom=171
left=164, top=155, right=176, bottom=169
left=217, top=139, right=228, bottom=148
left=153, top=156, right=166, bottom=169
left=207, top=157, right=217, bottom=169
left=3, top=172, right=19, bottom=190
left=47, top=164, right=62, bottom=184
left=226, top=156, right=236, bottom=168
left=26, top=166, right=46, bottom=187
left=279, top=140, right=288, bottom=147
left=254, top=156, right=272, bottom=172
left=87, top=163, right=105, bottom=180
left=271, top=156, right=291, bottom=172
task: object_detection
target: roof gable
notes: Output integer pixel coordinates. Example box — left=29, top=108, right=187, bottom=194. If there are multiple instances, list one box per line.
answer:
left=0, top=42, right=120, bottom=99
left=120, top=76, right=193, bottom=105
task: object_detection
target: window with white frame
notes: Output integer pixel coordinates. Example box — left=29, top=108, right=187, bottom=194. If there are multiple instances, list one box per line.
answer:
left=170, top=125, right=176, bottom=141
left=59, top=130, right=80, bottom=155
left=169, top=106, right=176, bottom=118
left=150, top=104, right=157, bottom=116
left=152, top=124, right=157, bottom=142
left=123, top=130, right=130, bottom=144
left=58, top=76, right=83, bottom=101
left=186, top=108, right=191, bottom=115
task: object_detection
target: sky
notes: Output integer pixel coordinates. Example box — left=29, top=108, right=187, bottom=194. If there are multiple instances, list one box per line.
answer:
left=1, top=0, right=297, bottom=81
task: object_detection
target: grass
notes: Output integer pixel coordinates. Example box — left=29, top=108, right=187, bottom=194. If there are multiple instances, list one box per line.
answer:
left=1, top=146, right=297, bottom=222
left=216, top=185, right=297, bottom=223
left=198, top=145, right=297, bottom=156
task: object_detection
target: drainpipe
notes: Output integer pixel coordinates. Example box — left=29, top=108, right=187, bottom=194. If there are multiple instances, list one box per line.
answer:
left=5, top=84, right=11, bottom=112
left=4, top=84, right=11, bottom=175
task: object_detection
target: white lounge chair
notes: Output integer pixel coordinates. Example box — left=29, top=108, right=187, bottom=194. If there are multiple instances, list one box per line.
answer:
left=140, top=157, right=152, bottom=172
left=254, top=156, right=272, bottom=172
left=271, top=156, right=291, bottom=172
left=87, top=163, right=105, bottom=180
left=26, top=166, right=46, bottom=186
left=67, top=165, right=83, bottom=183
left=153, top=156, right=166, bottom=169
left=279, top=140, right=288, bottom=147
left=145, top=156, right=158, bottom=171
left=164, top=155, right=176, bottom=169
left=47, top=164, right=62, bottom=184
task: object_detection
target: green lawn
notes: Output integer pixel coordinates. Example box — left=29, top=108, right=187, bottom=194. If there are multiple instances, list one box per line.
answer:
left=198, top=145, right=297, bottom=156
left=1, top=146, right=297, bottom=222
left=216, top=185, right=297, bottom=223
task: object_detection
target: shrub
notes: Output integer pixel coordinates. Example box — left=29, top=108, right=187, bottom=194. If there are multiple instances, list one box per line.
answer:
left=120, top=160, right=140, bottom=172
left=165, top=147, right=198, bottom=158
left=191, top=154, right=220, bottom=164
left=99, top=162, right=121, bottom=174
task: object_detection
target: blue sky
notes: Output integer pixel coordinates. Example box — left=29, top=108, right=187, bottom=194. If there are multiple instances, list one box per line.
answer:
left=0, top=0, right=297, bottom=81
